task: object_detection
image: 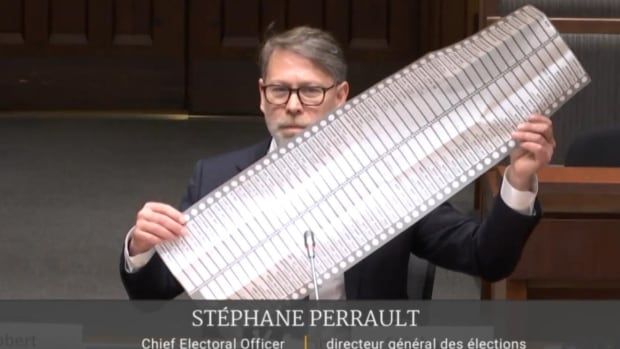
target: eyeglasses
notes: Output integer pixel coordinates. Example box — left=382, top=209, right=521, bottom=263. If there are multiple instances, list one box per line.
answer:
left=261, top=84, right=337, bottom=106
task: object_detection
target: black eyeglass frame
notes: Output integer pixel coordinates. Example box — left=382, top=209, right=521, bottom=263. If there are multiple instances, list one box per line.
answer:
left=261, top=83, right=338, bottom=106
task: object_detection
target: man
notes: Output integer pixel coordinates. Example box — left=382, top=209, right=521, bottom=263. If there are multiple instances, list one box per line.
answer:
left=120, top=27, right=554, bottom=299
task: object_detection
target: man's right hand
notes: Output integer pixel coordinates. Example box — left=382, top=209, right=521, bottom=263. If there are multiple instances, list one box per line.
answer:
left=129, top=202, right=187, bottom=256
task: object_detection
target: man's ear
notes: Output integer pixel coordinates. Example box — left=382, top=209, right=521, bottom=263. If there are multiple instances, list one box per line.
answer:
left=336, top=81, right=350, bottom=107
left=258, top=78, right=266, bottom=114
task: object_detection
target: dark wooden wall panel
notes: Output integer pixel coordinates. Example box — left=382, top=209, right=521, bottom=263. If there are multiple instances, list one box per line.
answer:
left=439, top=0, right=466, bottom=44
left=324, top=0, right=347, bottom=44
left=223, top=0, right=260, bottom=47
left=25, top=0, right=49, bottom=45
left=113, top=0, right=154, bottom=46
left=419, top=0, right=479, bottom=54
left=189, top=0, right=466, bottom=115
left=0, top=0, right=479, bottom=114
left=0, top=0, right=25, bottom=44
left=344, top=0, right=421, bottom=105
left=49, top=0, right=88, bottom=44
left=0, top=0, right=185, bottom=110
left=350, top=0, right=389, bottom=49
left=261, top=0, right=286, bottom=34
left=288, top=0, right=323, bottom=28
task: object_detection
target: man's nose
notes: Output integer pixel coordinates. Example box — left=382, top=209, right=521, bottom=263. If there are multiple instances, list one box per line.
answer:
left=285, top=91, right=303, bottom=115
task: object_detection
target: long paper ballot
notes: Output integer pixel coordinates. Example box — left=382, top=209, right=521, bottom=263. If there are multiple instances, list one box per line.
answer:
left=156, top=5, right=590, bottom=299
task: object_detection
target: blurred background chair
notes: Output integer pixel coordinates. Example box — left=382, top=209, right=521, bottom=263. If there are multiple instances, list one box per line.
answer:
left=407, top=255, right=435, bottom=299
left=565, top=127, right=620, bottom=167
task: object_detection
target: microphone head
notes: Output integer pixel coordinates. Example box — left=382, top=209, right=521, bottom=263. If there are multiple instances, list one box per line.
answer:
left=304, top=230, right=315, bottom=247
left=304, top=230, right=315, bottom=257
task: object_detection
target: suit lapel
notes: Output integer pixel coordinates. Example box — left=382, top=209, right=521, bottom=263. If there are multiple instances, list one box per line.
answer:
left=234, top=138, right=271, bottom=173
left=345, top=262, right=363, bottom=299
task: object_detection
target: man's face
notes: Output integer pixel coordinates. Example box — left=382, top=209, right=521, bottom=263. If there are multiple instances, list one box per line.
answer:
left=259, top=48, right=349, bottom=146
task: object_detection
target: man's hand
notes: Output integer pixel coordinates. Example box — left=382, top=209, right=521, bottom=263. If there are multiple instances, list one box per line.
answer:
left=129, top=202, right=186, bottom=256
left=508, top=114, right=556, bottom=191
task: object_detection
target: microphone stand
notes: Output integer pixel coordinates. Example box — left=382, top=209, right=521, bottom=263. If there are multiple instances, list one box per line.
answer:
left=304, top=230, right=320, bottom=300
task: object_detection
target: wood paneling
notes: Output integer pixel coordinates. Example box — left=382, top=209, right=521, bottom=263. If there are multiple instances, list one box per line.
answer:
left=288, top=0, right=323, bottom=28
left=189, top=0, right=450, bottom=115
left=419, top=0, right=480, bottom=54
left=0, top=0, right=479, bottom=114
left=350, top=0, right=389, bottom=49
left=49, top=0, right=88, bottom=44
left=0, top=0, right=25, bottom=44
left=113, top=0, right=154, bottom=46
left=480, top=166, right=620, bottom=300
left=222, top=0, right=260, bottom=48
left=0, top=0, right=185, bottom=110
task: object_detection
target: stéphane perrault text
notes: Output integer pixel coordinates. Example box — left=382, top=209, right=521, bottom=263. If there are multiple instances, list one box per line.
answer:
left=192, top=308, right=421, bottom=328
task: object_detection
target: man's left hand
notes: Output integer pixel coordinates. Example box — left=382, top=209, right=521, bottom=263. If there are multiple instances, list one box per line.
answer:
left=507, top=114, right=556, bottom=191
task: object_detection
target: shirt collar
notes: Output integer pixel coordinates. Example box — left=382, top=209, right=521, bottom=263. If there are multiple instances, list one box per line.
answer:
left=268, top=138, right=277, bottom=153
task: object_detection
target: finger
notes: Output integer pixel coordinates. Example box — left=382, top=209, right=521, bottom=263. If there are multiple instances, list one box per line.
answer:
left=146, top=212, right=186, bottom=236
left=519, top=114, right=552, bottom=133
left=135, top=206, right=186, bottom=238
left=515, top=123, right=555, bottom=146
left=145, top=202, right=186, bottom=225
left=519, top=141, right=553, bottom=163
left=132, top=232, right=162, bottom=249
left=511, top=130, right=549, bottom=145
left=135, top=220, right=178, bottom=242
left=526, top=114, right=552, bottom=125
left=517, top=122, right=549, bottom=134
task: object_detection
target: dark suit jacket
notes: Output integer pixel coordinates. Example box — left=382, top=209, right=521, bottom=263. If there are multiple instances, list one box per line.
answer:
left=120, top=139, right=541, bottom=299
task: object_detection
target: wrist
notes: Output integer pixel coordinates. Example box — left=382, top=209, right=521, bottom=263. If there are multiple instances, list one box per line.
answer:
left=506, top=166, right=534, bottom=191
left=128, top=237, right=145, bottom=257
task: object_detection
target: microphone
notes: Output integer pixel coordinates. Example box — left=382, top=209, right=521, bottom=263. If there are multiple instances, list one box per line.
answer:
left=304, top=230, right=320, bottom=300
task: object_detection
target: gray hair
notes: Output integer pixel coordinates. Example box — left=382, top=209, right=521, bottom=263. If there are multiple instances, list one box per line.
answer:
left=258, top=26, right=347, bottom=82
